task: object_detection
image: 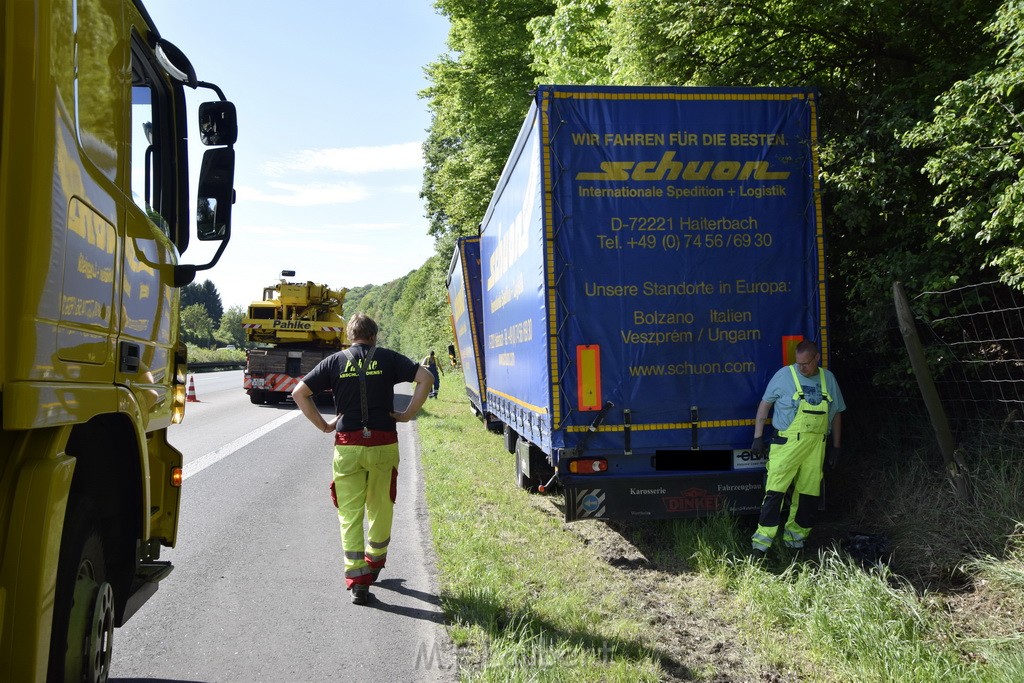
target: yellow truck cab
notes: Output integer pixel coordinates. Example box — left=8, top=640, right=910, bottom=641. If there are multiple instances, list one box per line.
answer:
left=0, top=1, right=237, bottom=680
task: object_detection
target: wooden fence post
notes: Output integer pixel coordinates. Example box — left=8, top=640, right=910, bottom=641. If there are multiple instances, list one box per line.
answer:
left=892, top=281, right=970, bottom=500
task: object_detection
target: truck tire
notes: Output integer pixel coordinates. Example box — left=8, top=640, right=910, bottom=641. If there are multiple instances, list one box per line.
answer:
left=266, top=392, right=284, bottom=405
left=503, top=425, right=517, bottom=454
left=249, top=389, right=266, bottom=405
left=48, top=499, right=115, bottom=683
left=515, top=442, right=555, bottom=493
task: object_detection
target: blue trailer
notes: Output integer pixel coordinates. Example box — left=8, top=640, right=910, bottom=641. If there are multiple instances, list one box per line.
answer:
left=447, top=236, right=501, bottom=430
left=475, top=85, right=827, bottom=521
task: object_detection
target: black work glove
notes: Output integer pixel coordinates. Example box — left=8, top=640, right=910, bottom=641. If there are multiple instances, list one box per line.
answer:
left=825, top=445, right=841, bottom=472
left=751, top=436, right=766, bottom=456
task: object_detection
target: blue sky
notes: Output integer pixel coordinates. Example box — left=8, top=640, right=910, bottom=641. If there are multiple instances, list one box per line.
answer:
left=145, top=1, right=450, bottom=309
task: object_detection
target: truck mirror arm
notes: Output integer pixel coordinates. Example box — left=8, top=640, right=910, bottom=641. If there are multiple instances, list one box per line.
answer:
left=173, top=236, right=229, bottom=287
left=197, top=80, right=226, bottom=102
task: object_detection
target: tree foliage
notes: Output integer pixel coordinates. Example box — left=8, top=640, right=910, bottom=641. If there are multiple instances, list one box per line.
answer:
left=181, top=279, right=224, bottom=326
left=215, top=305, right=248, bottom=349
left=906, top=1, right=1024, bottom=288
left=181, top=303, right=215, bottom=348
left=416, top=0, right=1016, bottom=379
left=421, top=0, right=555, bottom=258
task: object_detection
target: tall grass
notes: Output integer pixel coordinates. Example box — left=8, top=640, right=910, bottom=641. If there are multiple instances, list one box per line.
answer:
left=418, top=372, right=1024, bottom=682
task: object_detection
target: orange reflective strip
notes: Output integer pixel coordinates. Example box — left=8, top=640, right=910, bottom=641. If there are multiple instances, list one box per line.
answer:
left=781, top=335, right=803, bottom=366
left=576, top=345, right=602, bottom=411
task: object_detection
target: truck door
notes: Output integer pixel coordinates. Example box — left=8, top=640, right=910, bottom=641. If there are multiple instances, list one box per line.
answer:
left=119, top=30, right=185, bottom=429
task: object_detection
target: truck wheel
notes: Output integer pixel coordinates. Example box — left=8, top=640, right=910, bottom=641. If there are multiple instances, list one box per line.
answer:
left=48, top=501, right=115, bottom=683
left=515, top=443, right=555, bottom=493
left=266, top=393, right=284, bottom=405
left=503, top=425, right=517, bottom=454
left=249, top=390, right=266, bottom=405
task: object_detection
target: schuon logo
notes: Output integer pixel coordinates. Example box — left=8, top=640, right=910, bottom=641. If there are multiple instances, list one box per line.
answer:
left=662, top=487, right=722, bottom=513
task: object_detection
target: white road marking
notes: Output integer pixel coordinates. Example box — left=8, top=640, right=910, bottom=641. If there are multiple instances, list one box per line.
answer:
left=182, top=410, right=304, bottom=480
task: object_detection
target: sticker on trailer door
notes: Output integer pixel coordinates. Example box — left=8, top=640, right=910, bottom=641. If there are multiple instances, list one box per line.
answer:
left=575, top=489, right=606, bottom=518
left=732, top=448, right=768, bottom=470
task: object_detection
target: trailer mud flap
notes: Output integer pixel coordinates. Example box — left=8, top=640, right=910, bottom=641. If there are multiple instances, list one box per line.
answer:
left=562, top=470, right=765, bottom=522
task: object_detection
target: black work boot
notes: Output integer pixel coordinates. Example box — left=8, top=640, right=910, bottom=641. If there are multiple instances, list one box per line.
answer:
left=351, top=584, right=370, bottom=605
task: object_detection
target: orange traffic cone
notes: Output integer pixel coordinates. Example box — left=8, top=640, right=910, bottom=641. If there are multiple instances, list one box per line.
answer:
left=186, top=375, right=200, bottom=402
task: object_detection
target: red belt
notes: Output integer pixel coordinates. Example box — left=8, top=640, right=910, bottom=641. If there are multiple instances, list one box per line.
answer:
left=334, top=429, right=398, bottom=446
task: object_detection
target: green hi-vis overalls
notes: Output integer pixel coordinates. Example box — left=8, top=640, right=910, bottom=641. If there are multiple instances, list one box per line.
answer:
left=752, top=366, right=831, bottom=551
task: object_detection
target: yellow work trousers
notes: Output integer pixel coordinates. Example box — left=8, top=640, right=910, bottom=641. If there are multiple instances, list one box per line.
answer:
left=333, top=442, right=400, bottom=587
left=751, top=432, right=825, bottom=551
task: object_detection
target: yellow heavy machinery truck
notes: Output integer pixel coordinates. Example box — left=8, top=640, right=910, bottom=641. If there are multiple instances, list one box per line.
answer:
left=243, top=271, right=348, bottom=405
left=0, top=1, right=237, bottom=680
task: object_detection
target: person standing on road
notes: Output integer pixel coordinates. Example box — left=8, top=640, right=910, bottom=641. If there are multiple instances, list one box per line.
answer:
left=749, top=339, right=845, bottom=556
left=422, top=350, right=443, bottom=398
left=292, top=313, right=433, bottom=605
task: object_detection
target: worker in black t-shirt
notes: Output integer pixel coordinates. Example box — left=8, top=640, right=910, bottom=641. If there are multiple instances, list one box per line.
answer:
left=292, top=313, right=432, bottom=605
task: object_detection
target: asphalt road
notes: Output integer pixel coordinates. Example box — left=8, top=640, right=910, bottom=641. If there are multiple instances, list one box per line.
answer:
left=109, top=371, right=454, bottom=682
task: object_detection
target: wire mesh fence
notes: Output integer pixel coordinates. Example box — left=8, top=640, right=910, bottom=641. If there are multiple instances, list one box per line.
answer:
left=842, top=280, right=1024, bottom=457
left=920, top=281, right=1024, bottom=438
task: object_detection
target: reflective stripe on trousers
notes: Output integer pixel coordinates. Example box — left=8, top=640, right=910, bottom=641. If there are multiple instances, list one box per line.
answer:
left=333, top=441, right=400, bottom=587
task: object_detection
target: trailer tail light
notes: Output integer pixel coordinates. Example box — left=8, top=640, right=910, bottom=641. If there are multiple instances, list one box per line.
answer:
left=567, top=458, right=608, bottom=474
left=171, top=466, right=183, bottom=487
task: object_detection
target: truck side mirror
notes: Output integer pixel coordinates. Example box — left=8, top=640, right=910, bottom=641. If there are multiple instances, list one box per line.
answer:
left=198, top=101, right=237, bottom=146
left=196, top=147, right=235, bottom=241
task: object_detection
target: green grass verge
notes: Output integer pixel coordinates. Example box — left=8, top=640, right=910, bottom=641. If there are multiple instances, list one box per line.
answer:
left=417, top=380, right=664, bottom=681
left=418, top=373, right=1024, bottom=682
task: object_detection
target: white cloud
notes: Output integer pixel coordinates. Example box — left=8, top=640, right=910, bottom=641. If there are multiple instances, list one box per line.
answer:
left=236, top=181, right=370, bottom=206
left=262, top=142, right=423, bottom=177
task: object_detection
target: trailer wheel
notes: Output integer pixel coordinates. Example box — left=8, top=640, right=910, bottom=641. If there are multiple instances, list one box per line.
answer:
left=503, top=425, right=517, bottom=454
left=249, top=390, right=266, bottom=405
left=515, top=443, right=555, bottom=493
left=49, top=501, right=115, bottom=683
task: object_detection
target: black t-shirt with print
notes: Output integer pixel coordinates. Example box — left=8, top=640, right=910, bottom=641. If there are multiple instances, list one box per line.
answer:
left=302, top=344, right=420, bottom=432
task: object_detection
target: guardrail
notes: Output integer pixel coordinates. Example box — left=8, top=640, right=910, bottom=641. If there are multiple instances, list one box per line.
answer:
left=188, top=360, right=246, bottom=372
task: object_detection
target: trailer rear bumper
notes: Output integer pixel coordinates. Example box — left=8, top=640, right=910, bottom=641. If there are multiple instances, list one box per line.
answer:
left=561, top=470, right=765, bottom=521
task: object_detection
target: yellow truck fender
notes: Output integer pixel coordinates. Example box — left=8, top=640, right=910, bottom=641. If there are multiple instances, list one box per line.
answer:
left=0, top=426, right=74, bottom=683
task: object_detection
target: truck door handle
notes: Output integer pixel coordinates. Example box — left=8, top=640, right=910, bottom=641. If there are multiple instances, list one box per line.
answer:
left=120, top=342, right=141, bottom=374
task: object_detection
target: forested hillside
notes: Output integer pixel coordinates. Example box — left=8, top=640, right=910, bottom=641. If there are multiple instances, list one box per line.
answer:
left=342, top=255, right=452, bottom=360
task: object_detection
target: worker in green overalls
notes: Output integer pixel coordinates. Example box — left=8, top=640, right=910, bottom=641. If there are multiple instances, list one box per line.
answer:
left=750, top=339, right=845, bottom=555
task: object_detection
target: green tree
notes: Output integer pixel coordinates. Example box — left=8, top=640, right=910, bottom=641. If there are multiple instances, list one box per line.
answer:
left=181, top=303, right=215, bottom=348
left=202, top=280, right=224, bottom=325
left=421, top=0, right=555, bottom=253
left=906, top=0, right=1024, bottom=287
left=181, top=279, right=224, bottom=325
left=215, top=305, right=248, bottom=348
left=528, top=0, right=614, bottom=84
